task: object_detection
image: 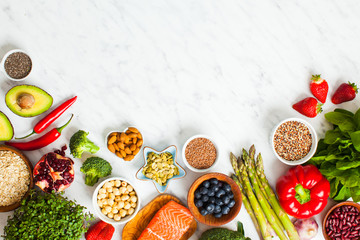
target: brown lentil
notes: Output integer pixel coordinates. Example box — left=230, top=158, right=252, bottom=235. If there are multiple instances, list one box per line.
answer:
left=273, top=121, right=312, bottom=161
left=185, top=138, right=216, bottom=169
left=4, top=52, right=32, bottom=79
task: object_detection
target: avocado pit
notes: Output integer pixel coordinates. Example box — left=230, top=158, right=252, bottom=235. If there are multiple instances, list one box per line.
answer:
left=17, top=93, right=35, bottom=109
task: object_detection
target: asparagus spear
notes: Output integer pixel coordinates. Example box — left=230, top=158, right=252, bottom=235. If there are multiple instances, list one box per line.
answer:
left=237, top=155, right=273, bottom=240
left=256, top=153, right=300, bottom=240
left=243, top=149, right=289, bottom=240
left=248, top=146, right=284, bottom=232
left=231, top=174, right=263, bottom=239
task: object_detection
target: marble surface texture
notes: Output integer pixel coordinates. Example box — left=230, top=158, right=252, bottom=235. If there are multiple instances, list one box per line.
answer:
left=1, top=1, right=360, bottom=239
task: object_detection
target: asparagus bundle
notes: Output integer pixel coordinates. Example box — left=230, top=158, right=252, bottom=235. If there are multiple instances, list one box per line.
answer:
left=230, top=145, right=299, bottom=240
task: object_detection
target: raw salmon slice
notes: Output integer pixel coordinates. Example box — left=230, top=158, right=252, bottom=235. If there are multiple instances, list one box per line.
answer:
left=137, top=200, right=194, bottom=240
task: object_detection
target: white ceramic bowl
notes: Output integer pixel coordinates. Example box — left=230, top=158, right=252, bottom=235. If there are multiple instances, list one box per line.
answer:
left=105, top=126, right=143, bottom=162
left=182, top=134, right=219, bottom=173
left=1, top=49, right=32, bottom=81
left=92, top=177, right=141, bottom=225
left=270, top=118, right=318, bottom=166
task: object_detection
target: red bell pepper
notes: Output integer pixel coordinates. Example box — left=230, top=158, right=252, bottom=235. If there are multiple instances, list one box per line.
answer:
left=276, top=164, right=330, bottom=219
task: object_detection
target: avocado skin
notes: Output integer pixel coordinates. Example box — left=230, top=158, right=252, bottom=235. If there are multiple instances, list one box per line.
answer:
left=5, top=85, right=53, bottom=117
left=199, top=228, right=251, bottom=240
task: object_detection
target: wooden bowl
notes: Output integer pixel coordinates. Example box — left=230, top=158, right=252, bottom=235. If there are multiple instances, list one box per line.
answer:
left=0, top=145, right=34, bottom=212
left=187, top=172, right=242, bottom=226
left=322, top=201, right=360, bottom=240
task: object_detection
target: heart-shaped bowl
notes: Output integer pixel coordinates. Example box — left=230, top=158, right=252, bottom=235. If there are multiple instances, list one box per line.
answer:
left=136, top=145, right=186, bottom=193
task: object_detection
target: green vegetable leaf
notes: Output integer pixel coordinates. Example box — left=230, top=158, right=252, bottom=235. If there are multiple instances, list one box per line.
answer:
left=350, top=131, right=360, bottom=151
left=324, top=129, right=343, bottom=144
left=334, top=108, right=355, bottom=117
left=329, top=179, right=340, bottom=198
left=336, top=159, right=360, bottom=170
left=350, top=186, right=360, bottom=202
left=354, top=108, right=360, bottom=129
left=325, top=112, right=356, bottom=132
left=333, top=185, right=351, bottom=201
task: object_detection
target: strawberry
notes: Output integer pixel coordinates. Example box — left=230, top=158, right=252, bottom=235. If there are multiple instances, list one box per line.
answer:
left=310, top=74, right=328, bottom=103
left=85, top=221, right=107, bottom=240
left=97, top=224, right=115, bottom=240
left=292, top=97, right=323, bottom=118
left=331, top=82, right=358, bottom=104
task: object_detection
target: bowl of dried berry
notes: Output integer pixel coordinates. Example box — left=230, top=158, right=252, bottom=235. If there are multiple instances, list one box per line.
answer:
left=182, top=134, right=219, bottom=173
left=271, top=118, right=317, bottom=165
left=323, top=201, right=360, bottom=240
left=1, top=49, right=32, bottom=81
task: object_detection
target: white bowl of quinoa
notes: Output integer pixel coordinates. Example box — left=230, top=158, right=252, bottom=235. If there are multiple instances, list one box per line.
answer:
left=271, top=118, right=318, bottom=166
left=182, top=135, right=219, bottom=172
left=0, top=145, right=33, bottom=212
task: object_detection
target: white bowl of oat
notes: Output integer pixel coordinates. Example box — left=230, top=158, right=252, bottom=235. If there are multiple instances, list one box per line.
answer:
left=0, top=145, right=33, bottom=212
left=271, top=118, right=318, bottom=166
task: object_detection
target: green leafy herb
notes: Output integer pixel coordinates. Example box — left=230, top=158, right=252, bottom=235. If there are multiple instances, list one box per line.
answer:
left=3, top=190, right=93, bottom=240
left=308, top=108, right=360, bottom=202
left=199, top=221, right=251, bottom=240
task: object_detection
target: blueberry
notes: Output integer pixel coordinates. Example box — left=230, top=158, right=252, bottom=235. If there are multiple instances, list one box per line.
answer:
left=201, top=195, right=209, bottom=203
left=195, top=199, right=203, bottom=208
left=210, top=178, right=218, bottom=185
left=209, top=184, right=219, bottom=193
left=202, top=180, right=210, bottom=188
left=208, top=196, right=216, bottom=204
left=227, top=192, right=234, bottom=199
left=221, top=195, right=230, bottom=205
left=206, top=203, right=215, bottom=213
left=215, top=198, right=224, bottom=206
left=214, top=205, right=222, bottom=213
left=228, top=199, right=236, bottom=208
left=217, top=181, right=223, bottom=188
left=222, top=206, right=230, bottom=215
left=223, top=183, right=231, bottom=192
left=214, top=212, right=223, bottom=218
left=207, top=189, right=215, bottom=197
left=199, top=187, right=208, bottom=195
left=200, top=208, right=209, bottom=216
left=195, top=189, right=202, bottom=199
left=216, top=189, right=226, bottom=198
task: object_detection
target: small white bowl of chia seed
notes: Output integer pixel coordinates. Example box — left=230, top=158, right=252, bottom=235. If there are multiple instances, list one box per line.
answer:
left=1, top=49, right=32, bottom=81
left=270, top=118, right=318, bottom=165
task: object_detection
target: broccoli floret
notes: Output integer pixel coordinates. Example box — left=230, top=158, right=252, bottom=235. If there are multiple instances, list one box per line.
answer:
left=80, top=157, right=112, bottom=186
left=70, top=130, right=99, bottom=158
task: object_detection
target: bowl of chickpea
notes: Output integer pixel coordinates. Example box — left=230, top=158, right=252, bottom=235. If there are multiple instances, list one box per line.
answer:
left=93, top=177, right=140, bottom=225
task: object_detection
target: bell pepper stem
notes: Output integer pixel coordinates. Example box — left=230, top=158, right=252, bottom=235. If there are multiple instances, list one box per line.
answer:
left=295, top=184, right=311, bottom=204
left=57, top=114, right=73, bottom=133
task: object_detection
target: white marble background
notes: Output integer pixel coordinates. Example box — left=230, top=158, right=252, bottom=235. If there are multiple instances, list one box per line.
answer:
left=1, top=1, right=360, bottom=239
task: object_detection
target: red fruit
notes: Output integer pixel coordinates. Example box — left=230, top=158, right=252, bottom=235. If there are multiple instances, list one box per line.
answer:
left=85, top=221, right=108, bottom=240
left=97, top=224, right=115, bottom=240
left=33, top=152, right=74, bottom=193
left=331, top=82, right=358, bottom=104
left=292, top=97, right=323, bottom=118
left=310, top=74, right=328, bottom=103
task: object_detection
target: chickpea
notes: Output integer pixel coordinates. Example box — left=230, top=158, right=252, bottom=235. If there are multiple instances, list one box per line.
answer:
left=101, top=208, right=108, bottom=215
left=114, top=214, right=121, bottom=221
left=130, top=196, right=137, bottom=203
left=108, top=193, right=115, bottom=200
left=119, top=187, right=126, bottom=194
left=121, top=181, right=128, bottom=187
left=105, top=206, right=112, bottom=213
left=106, top=187, right=113, bottom=193
left=121, top=195, right=130, bottom=201
left=109, top=180, right=115, bottom=187
left=108, top=199, right=114, bottom=206
left=112, top=208, right=119, bottom=214
left=108, top=212, right=114, bottom=219
left=131, top=202, right=137, bottom=208
left=97, top=200, right=103, bottom=207
left=126, top=185, right=133, bottom=192
left=113, top=189, right=120, bottom=196
left=115, top=180, right=121, bottom=187
left=124, top=202, right=131, bottom=210
left=118, top=201, right=125, bottom=209
left=99, top=188, right=106, bottom=194
left=127, top=208, right=135, bottom=215
left=104, top=182, right=112, bottom=189
left=115, top=196, right=121, bottom=202
left=97, top=193, right=106, bottom=199
left=129, top=191, right=136, bottom=196
left=120, top=209, right=127, bottom=217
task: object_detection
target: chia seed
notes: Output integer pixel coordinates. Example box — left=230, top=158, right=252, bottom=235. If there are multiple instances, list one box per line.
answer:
left=4, top=52, right=32, bottom=79
left=273, top=121, right=312, bottom=161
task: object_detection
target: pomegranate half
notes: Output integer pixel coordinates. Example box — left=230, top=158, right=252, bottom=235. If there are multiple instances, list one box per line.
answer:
left=33, top=152, right=74, bottom=192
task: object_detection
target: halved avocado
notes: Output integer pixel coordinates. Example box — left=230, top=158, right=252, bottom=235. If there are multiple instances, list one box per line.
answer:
left=0, top=111, right=14, bottom=141
left=5, top=85, right=53, bottom=117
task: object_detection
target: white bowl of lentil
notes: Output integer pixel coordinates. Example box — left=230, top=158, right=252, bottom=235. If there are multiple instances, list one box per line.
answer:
left=92, top=177, right=140, bottom=225
left=1, top=49, right=32, bottom=81
left=271, top=118, right=318, bottom=166
left=182, top=135, right=219, bottom=173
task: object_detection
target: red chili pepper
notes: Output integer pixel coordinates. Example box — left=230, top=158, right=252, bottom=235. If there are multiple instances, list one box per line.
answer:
left=276, top=164, right=330, bottom=219
left=6, top=115, right=73, bottom=151
left=17, top=96, right=77, bottom=139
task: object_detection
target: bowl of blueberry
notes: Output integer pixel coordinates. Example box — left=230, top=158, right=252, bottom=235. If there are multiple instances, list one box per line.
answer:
left=187, top=172, right=242, bottom=226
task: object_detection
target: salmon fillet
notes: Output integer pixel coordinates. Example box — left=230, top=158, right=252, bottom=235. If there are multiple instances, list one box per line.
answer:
left=137, top=200, right=194, bottom=240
